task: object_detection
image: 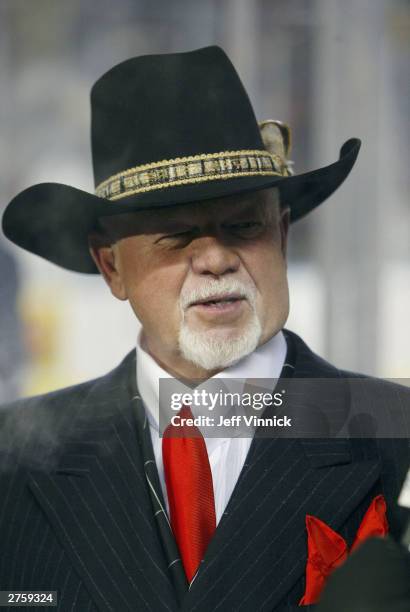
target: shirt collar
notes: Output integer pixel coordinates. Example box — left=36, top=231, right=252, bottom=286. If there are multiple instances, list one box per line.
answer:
left=136, top=328, right=287, bottom=432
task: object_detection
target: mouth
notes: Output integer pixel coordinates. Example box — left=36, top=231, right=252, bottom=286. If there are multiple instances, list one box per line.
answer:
left=187, top=294, right=247, bottom=317
left=189, top=293, right=246, bottom=308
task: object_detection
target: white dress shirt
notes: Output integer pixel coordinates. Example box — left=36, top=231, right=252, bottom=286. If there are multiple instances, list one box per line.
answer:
left=136, top=330, right=287, bottom=525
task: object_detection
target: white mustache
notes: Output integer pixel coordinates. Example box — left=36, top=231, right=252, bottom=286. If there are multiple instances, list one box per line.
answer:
left=180, top=278, right=256, bottom=311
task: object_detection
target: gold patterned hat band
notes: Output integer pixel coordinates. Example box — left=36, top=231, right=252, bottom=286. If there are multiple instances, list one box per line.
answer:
left=95, top=149, right=293, bottom=201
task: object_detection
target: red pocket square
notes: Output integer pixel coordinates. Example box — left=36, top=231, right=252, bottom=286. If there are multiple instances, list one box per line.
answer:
left=299, top=495, right=388, bottom=606
left=351, top=494, right=388, bottom=551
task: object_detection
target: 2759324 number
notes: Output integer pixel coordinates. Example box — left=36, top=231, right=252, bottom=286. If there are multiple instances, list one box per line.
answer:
left=0, top=592, right=57, bottom=607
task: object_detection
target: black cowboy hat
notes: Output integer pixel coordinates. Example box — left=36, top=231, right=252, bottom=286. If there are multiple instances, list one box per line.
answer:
left=2, top=46, right=360, bottom=274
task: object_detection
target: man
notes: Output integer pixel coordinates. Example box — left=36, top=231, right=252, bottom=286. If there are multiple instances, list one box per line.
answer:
left=0, top=46, right=408, bottom=611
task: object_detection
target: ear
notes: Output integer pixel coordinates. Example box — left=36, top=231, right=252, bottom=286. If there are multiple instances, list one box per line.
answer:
left=278, top=207, right=290, bottom=258
left=88, top=231, right=128, bottom=301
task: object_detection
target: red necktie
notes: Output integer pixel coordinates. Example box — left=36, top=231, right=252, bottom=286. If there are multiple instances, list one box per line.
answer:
left=162, top=404, right=216, bottom=582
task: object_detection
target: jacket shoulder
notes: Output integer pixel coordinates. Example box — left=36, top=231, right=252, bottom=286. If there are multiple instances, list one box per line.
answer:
left=0, top=349, right=136, bottom=470
left=0, top=348, right=136, bottom=416
left=285, top=328, right=410, bottom=389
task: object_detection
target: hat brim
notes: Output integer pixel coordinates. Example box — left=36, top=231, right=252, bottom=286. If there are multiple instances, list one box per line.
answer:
left=2, top=138, right=360, bottom=274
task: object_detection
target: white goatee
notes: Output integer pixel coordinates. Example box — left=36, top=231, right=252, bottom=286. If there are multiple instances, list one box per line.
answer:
left=178, top=278, right=262, bottom=371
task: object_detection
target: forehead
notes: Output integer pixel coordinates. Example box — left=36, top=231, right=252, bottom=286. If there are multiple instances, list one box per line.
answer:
left=163, top=188, right=277, bottom=220
left=100, top=188, right=279, bottom=234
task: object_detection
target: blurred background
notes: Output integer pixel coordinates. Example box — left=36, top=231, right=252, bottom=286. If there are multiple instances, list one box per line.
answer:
left=0, top=0, right=409, bottom=401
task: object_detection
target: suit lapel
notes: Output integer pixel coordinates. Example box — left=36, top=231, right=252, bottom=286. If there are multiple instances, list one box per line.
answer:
left=180, top=331, right=381, bottom=612
left=28, top=351, right=179, bottom=612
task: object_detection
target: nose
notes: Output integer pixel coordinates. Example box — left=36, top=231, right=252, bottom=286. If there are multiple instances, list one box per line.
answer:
left=190, top=235, right=240, bottom=277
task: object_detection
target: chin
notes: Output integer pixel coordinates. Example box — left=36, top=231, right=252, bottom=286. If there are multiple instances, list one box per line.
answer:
left=178, top=315, right=262, bottom=371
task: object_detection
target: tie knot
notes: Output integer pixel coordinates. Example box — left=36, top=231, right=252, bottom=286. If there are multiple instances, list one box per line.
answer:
left=163, top=403, right=202, bottom=439
left=179, top=403, right=194, bottom=420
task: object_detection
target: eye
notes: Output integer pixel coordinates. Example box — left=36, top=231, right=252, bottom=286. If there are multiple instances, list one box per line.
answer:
left=228, top=222, right=259, bottom=229
left=156, top=230, right=195, bottom=243
left=167, top=231, right=192, bottom=238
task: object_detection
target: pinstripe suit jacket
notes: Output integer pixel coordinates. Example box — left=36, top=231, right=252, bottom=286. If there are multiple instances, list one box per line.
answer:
left=0, top=330, right=408, bottom=612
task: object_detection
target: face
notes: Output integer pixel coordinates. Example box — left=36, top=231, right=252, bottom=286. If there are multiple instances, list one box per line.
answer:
left=89, top=188, right=290, bottom=380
